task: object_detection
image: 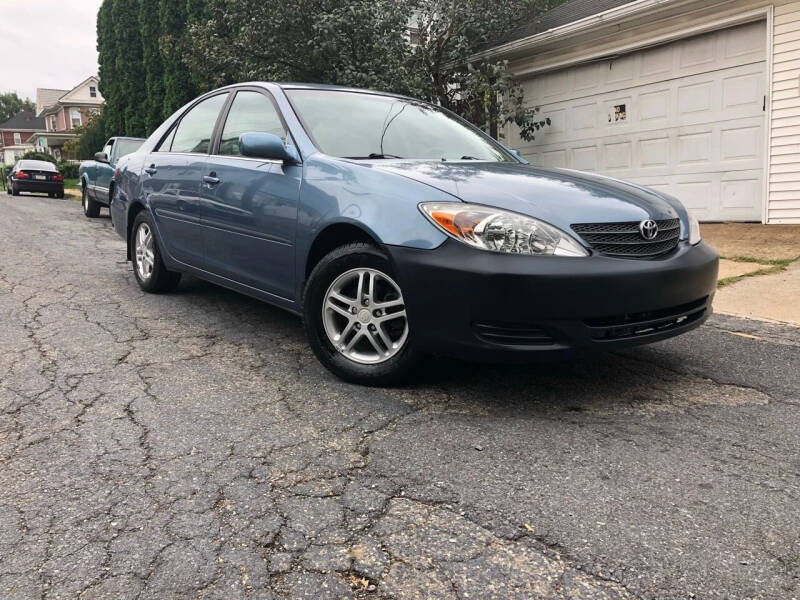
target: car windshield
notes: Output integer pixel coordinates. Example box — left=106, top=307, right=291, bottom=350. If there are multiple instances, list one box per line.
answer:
left=116, top=139, right=143, bottom=159
left=286, top=89, right=514, bottom=162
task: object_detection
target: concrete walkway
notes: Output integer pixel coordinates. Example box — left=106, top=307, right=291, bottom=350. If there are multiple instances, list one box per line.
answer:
left=714, top=259, right=800, bottom=325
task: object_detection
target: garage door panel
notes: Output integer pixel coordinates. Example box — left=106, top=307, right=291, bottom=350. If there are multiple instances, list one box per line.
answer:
left=640, top=137, right=670, bottom=168
left=721, top=126, right=762, bottom=161
left=722, top=19, right=766, bottom=60
left=572, top=146, right=598, bottom=171
left=639, top=89, right=671, bottom=122
left=722, top=72, right=763, bottom=110
left=721, top=177, right=760, bottom=209
left=516, top=21, right=766, bottom=221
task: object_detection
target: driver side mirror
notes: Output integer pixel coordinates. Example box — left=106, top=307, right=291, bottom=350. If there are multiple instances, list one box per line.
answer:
left=94, top=151, right=109, bottom=164
left=239, top=132, right=299, bottom=163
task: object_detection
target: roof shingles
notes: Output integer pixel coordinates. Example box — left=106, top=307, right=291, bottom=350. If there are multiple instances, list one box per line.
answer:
left=500, top=0, right=638, bottom=45
left=0, top=110, right=46, bottom=132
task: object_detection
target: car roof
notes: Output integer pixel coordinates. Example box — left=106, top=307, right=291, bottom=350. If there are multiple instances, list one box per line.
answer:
left=277, top=82, right=415, bottom=101
left=18, top=160, right=57, bottom=171
left=216, top=81, right=417, bottom=102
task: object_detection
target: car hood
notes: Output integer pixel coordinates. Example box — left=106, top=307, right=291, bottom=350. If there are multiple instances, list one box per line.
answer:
left=368, top=161, right=685, bottom=233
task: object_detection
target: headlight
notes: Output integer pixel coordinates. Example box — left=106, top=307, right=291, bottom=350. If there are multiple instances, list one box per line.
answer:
left=688, top=212, right=701, bottom=245
left=419, top=202, right=588, bottom=257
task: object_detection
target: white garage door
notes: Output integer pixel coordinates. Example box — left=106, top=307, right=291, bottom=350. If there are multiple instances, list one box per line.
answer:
left=515, top=21, right=767, bottom=221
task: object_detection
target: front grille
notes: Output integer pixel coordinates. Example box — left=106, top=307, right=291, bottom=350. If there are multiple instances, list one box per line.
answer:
left=572, top=218, right=681, bottom=258
left=585, top=297, right=709, bottom=341
left=472, top=322, right=555, bottom=346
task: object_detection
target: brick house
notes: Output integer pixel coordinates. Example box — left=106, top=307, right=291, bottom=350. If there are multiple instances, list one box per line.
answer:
left=29, top=76, right=104, bottom=160
left=0, top=110, right=45, bottom=165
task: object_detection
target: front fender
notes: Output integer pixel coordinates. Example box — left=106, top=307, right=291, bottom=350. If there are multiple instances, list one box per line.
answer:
left=295, top=155, right=453, bottom=300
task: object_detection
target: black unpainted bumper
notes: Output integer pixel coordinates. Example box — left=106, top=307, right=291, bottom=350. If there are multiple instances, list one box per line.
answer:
left=387, top=239, right=719, bottom=361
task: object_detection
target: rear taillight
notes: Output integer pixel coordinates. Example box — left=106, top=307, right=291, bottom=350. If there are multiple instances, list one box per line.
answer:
left=54, top=173, right=63, bottom=182
left=16, top=171, right=29, bottom=179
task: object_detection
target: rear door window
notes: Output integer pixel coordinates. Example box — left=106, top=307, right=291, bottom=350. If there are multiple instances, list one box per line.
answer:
left=170, top=93, right=228, bottom=154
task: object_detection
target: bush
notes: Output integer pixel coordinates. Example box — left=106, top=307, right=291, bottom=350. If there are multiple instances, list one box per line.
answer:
left=20, top=151, right=57, bottom=164
left=57, top=161, right=79, bottom=179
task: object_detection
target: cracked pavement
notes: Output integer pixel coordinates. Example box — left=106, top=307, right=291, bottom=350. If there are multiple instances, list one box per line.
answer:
left=1, top=195, right=798, bottom=599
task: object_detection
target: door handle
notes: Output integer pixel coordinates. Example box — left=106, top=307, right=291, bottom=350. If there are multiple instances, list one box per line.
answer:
left=203, top=174, right=221, bottom=186
left=144, top=165, right=157, bottom=176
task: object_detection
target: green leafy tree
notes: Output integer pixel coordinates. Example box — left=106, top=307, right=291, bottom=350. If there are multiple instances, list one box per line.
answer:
left=114, top=0, right=147, bottom=136
left=139, top=1, right=166, bottom=131
left=97, top=0, right=122, bottom=136
left=408, top=0, right=558, bottom=141
left=0, top=92, right=36, bottom=123
left=184, top=0, right=416, bottom=95
left=159, top=0, right=208, bottom=118
left=63, top=111, right=108, bottom=160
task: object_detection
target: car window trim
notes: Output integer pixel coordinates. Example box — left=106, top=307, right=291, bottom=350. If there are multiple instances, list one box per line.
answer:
left=212, top=86, right=301, bottom=162
left=154, top=90, right=231, bottom=155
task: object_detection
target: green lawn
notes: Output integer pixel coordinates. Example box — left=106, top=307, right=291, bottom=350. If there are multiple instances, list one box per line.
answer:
left=64, top=178, right=79, bottom=190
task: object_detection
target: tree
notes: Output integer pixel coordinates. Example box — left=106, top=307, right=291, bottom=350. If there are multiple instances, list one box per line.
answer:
left=97, top=0, right=123, bottom=137
left=139, top=0, right=166, bottom=132
left=184, top=0, right=416, bottom=95
left=183, top=0, right=559, bottom=141
left=113, top=0, right=147, bottom=137
left=63, top=111, right=108, bottom=160
left=407, top=0, right=558, bottom=141
left=0, top=92, right=36, bottom=124
left=159, top=0, right=208, bottom=118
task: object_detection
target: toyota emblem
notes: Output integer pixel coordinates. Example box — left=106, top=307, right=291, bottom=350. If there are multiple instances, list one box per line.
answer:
left=639, top=219, right=658, bottom=240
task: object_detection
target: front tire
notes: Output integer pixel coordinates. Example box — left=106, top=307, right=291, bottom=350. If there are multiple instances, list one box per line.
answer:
left=82, top=185, right=100, bottom=217
left=303, top=243, right=418, bottom=385
left=131, top=211, right=181, bottom=293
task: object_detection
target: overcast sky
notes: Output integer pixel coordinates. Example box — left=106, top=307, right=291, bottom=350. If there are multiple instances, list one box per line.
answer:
left=0, top=0, right=103, bottom=101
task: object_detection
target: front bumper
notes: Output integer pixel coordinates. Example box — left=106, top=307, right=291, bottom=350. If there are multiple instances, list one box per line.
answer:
left=13, top=179, right=63, bottom=194
left=387, top=239, right=719, bottom=361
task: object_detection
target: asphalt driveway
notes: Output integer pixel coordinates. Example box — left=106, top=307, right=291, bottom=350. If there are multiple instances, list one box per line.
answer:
left=1, top=195, right=798, bottom=600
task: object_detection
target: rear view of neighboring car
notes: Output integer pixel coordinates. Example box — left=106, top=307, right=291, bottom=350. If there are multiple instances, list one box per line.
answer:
left=7, top=160, right=64, bottom=198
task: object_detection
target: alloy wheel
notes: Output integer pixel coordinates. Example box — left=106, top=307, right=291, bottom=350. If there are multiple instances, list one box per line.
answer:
left=134, top=223, right=155, bottom=281
left=322, top=268, right=408, bottom=364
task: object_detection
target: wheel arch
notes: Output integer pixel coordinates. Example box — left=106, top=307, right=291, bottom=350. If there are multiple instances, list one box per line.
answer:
left=304, top=222, right=381, bottom=281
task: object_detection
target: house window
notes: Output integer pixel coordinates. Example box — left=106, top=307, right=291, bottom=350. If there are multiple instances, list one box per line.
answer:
left=70, top=108, right=82, bottom=128
left=89, top=86, right=97, bottom=98
left=50, top=115, right=57, bottom=131
left=13, top=133, right=21, bottom=145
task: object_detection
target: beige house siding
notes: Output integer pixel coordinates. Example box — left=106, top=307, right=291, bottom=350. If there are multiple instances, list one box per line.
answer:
left=770, top=2, right=800, bottom=222
left=483, top=0, right=800, bottom=223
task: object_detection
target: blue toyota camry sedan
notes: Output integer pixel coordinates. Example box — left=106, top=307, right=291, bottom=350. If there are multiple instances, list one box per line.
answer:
left=112, top=82, right=718, bottom=384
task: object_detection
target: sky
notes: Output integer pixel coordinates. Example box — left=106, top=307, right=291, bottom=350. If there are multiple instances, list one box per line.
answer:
left=0, top=0, right=103, bottom=102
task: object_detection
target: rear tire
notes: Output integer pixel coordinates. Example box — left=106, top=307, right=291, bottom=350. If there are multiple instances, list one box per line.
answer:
left=82, top=185, right=100, bottom=217
left=303, top=243, right=418, bottom=386
left=57, top=190, right=64, bottom=199
left=11, top=185, right=19, bottom=196
left=131, top=211, right=181, bottom=293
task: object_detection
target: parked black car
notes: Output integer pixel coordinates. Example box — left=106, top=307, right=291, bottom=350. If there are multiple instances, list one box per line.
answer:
left=6, top=160, right=64, bottom=198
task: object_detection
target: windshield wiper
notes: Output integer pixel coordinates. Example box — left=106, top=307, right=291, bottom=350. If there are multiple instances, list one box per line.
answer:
left=440, top=156, right=483, bottom=162
left=343, top=153, right=404, bottom=160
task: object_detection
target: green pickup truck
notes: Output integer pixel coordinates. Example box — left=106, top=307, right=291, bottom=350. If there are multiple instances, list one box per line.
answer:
left=79, top=136, right=144, bottom=217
